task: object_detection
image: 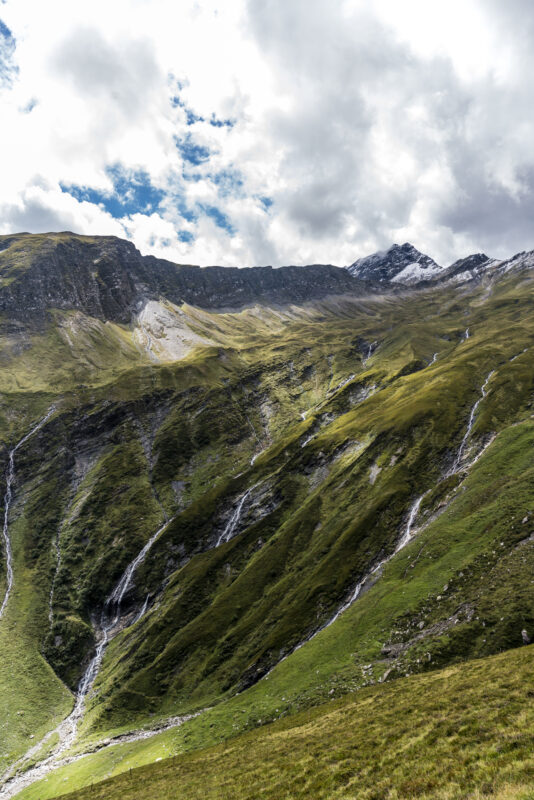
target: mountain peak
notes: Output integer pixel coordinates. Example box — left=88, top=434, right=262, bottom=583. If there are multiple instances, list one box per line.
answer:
left=347, top=242, right=443, bottom=285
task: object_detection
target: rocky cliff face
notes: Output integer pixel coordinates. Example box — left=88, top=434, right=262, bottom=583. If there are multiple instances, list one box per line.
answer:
left=0, top=233, right=368, bottom=325
left=0, top=234, right=142, bottom=324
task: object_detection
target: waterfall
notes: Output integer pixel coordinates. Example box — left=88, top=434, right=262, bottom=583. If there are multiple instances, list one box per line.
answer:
left=394, top=494, right=425, bottom=554
left=133, top=595, right=150, bottom=624
left=363, top=341, right=378, bottom=365
left=510, top=347, right=528, bottom=362
left=216, top=488, right=254, bottom=547
left=1, top=408, right=55, bottom=620
left=322, top=369, right=495, bottom=629
left=263, top=490, right=427, bottom=681
left=54, top=514, right=175, bottom=749
left=107, top=519, right=171, bottom=614
left=2, top=478, right=260, bottom=793
left=0, top=512, right=174, bottom=796
left=449, top=371, right=494, bottom=475
left=322, top=493, right=426, bottom=631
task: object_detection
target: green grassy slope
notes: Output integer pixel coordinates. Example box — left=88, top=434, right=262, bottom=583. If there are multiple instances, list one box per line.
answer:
left=3, top=260, right=534, bottom=797
left=15, top=407, right=534, bottom=798
left=34, top=644, right=534, bottom=800
left=88, top=273, right=534, bottom=733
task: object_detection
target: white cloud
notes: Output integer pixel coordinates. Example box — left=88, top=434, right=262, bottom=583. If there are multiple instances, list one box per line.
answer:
left=1, top=0, right=534, bottom=266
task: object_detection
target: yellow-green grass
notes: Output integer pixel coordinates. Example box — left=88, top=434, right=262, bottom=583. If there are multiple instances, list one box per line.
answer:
left=24, top=643, right=534, bottom=800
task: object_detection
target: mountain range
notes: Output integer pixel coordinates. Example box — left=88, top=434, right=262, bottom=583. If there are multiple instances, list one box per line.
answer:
left=1, top=232, right=534, bottom=800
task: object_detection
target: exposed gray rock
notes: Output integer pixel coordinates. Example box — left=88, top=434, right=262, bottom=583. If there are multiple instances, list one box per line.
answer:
left=0, top=233, right=371, bottom=326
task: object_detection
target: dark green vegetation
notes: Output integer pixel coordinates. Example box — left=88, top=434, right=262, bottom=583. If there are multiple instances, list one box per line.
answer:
left=1, top=233, right=534, bottom=798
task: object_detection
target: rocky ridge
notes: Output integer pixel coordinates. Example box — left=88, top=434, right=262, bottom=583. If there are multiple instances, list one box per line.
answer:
left=0, top=233, right=368, bottom=325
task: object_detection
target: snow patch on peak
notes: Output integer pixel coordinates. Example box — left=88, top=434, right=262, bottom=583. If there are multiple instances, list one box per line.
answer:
left=347, top=242, right=443, bottom=285
left=391, top=261, right=443, bottom=285
left=500, top=250, right=534, bottom=273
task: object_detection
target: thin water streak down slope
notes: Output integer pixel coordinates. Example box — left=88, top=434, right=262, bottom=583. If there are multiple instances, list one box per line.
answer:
left=67, top=517, right=176, bottom=751
left=0, top=408, right=55, bottom=620
left=449, top=371, right=494, bottom=474
left=265, top=367, right=497, bottom=675
left=216, top=487, right=257, bottom=547
left=321, top=368, right=496, bottom=630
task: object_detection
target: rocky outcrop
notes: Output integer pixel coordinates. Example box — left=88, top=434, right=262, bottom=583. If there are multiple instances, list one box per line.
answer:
left=0, top=235, right=142, bottom=324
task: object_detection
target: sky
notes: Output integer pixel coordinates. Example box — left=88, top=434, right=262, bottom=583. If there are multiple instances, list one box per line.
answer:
left=1, top=0, right=534, bottom=267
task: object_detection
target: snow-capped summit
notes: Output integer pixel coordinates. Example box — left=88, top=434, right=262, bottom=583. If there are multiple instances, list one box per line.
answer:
left=495, top=249, right=534, bottom=275
left=346, top=243, right=443, bottom=285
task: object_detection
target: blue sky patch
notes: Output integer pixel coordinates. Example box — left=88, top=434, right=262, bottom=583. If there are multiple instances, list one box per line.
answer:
left=209, top=115, right=235, bottom=128
left=176, top=134, right=210, bottom=166
left=200, top=204, right=235, bottom=234
left=0, top=18, right=16, bottom=84
left=61, top=166, right=165, bottom=218
left=259, top=196, right=273, bottom=210
left=171, top=95, right=204, bottom=126
left=212, top=168, right=243, bottom=197
left=61, top=161, right=237, bottom=239
left=170, top=89, right=235, bottom=129
left=0, top=19, right=13, bottom=41
left=22, top=98, right=37, bottom=113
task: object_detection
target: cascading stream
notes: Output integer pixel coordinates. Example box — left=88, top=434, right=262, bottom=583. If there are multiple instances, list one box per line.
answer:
left=308, top=493, right=425, bottom=638
left=0, top=514, right=174, bottom=797
left=13, top=481, right=260, bottom=788
left=0, top=707, right=200, bottom=800
left=322, top=369, right=496, bottom=628
left=363, top=341, right=377, bottom=364
left=265, top=367, right=497, bottom=675
left=449, top=371, right=494, bottom=475
left=0, top=408, right=55, bottom=620
left=69, top=515, right=176, bottom=729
